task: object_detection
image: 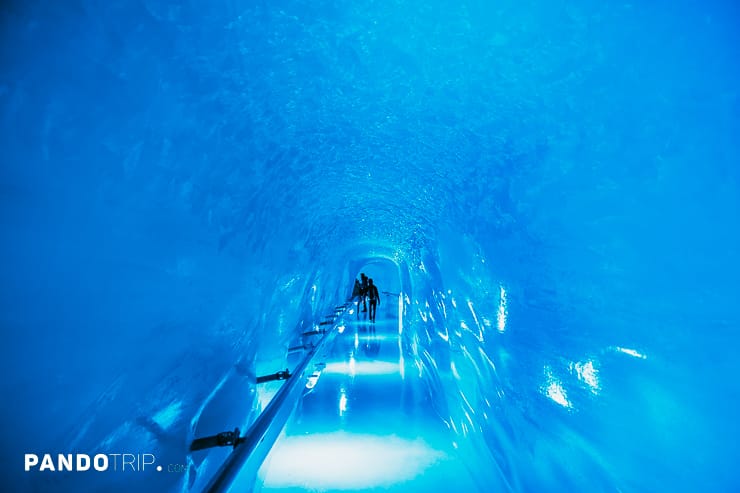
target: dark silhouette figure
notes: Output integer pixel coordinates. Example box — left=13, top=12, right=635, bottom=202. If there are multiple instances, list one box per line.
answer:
left=352, top=278, right=363, bottom=318
left=360, top=273, right=369, bottom=313
left=367, top=278, right=380, bottom=322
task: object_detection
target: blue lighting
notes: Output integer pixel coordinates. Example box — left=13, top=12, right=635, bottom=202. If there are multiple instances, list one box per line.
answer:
left=258, top=432, right=450, bottom=490
left=2, top=1, right=739, bottom=493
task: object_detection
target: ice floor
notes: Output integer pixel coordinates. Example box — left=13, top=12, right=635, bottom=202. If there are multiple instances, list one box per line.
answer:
left=252, top=305, right=479, bottom=493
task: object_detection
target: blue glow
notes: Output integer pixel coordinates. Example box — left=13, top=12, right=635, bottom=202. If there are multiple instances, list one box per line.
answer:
left=497, top=285, right=507, bottom=333
left=151, top=401, right=183, bottom=431
left=543, top=366, right=572, bottom=409
left=258, top=432, right=449, bottom=490
left=615, top=346, right=648, bottom=360
left=2, top=1, right=740, bottom=492
left=325, top=360, right=401, bottom=376
left=338, top=389, right=348, bottom=416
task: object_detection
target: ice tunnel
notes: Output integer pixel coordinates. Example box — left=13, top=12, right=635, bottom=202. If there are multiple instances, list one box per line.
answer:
left=1, top=1, right=739, bottom=492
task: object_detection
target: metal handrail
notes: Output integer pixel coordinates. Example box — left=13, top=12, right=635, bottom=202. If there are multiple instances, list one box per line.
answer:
left=203, top=303, right=349, bottom=493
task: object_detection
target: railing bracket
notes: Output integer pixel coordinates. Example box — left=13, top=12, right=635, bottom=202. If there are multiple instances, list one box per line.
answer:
left=190, top=428, right=244, bottom=452
left=256, top=369, right=291, bottom=384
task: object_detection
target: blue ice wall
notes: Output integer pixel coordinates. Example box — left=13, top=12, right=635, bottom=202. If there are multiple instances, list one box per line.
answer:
left=1, top=0, right=739, bottom=491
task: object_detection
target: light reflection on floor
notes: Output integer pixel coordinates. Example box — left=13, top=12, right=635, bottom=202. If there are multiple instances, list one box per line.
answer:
left=258, top=432, right=447, bottom=490
left=255, top=312, right=479, bottom=492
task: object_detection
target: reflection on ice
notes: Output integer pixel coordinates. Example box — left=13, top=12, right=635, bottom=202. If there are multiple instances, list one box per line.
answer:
left=338, top=389, right=348, bottom=416
left=615, top=346, right=647, bottom=359
left=543, top=366, right=572, bottom=409
left=497, top=285, right=507, bottom=333
left=152, top=400, right=183, bottom=430
left=467, top=300, right=484, bottom=342
left=324, top=360, right=401, bottom=376
left=259, top=432, right=446, bottom=489
left=305, top=370, right=322, bottom=390
left=397, top=293, right=404, bottom=335
left=571, top=360, right=600, bottom=394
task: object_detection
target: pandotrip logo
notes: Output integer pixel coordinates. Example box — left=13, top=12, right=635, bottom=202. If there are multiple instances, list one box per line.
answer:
left=25, top=453, right=161, bottom=473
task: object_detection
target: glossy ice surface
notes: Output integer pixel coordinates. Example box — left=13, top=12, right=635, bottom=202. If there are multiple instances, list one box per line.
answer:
left=1, top=1, right=739, bottom=492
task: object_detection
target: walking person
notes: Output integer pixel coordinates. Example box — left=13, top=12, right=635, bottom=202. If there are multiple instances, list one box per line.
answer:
left=351, top=278, right=362, bottom=300
left=367, top=278, right=380, bottom=323
left=360, top=273, right=369, bottom=313
left=351, top=278, right=362, bottom=317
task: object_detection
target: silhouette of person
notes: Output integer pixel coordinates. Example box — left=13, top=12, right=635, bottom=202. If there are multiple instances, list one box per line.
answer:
left=360, top=273, right=369, bottom=313
left=352, top=278, right=363, bottom=317
left=367, top=278, right=380, bottom=322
